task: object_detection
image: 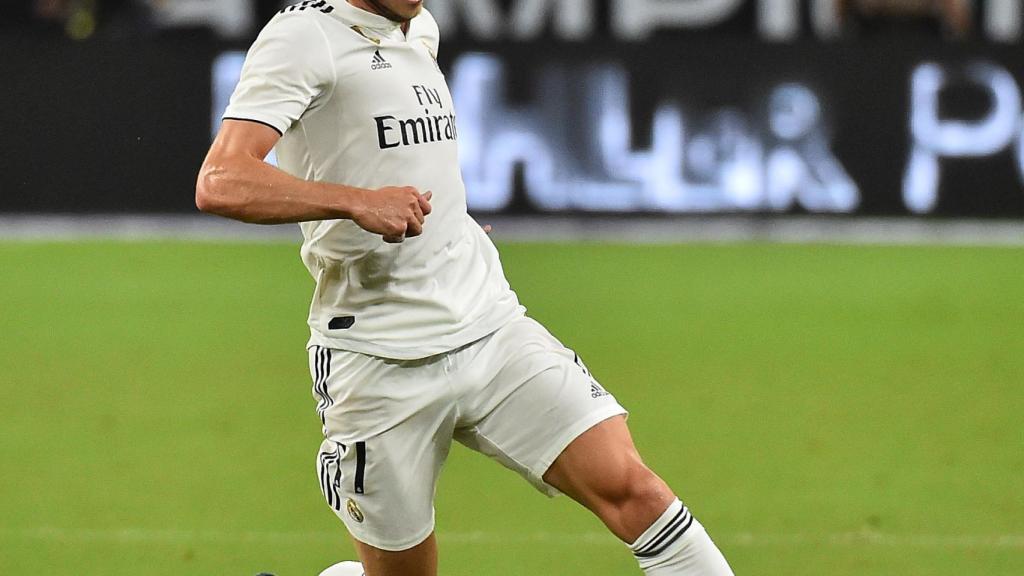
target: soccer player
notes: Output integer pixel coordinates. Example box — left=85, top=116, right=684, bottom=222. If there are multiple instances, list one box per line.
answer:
left=196, top=1, right=736, bottom=575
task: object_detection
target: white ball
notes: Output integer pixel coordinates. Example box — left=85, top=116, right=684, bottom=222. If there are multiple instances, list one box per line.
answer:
left=317, top=561, right=365, bottom=576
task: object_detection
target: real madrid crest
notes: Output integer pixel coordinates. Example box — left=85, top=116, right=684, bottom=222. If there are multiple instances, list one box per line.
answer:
left=346, top=498, right=365, bottom=523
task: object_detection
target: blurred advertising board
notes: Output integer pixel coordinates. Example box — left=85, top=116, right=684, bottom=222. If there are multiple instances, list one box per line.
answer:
left=3, top=3, right=1024, bottom=217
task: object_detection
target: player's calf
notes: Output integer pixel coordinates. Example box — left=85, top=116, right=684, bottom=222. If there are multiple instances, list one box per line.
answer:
left=542, top=415, right=674, bottom=541
left=544, top=416, right=735, bottom=575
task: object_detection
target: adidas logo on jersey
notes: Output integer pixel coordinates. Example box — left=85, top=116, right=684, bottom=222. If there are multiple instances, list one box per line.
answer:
left=371, top=50, right=392, bottom=71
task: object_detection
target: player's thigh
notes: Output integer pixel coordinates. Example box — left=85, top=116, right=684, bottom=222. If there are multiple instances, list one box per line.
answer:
left=310, top=346, right=456, bottom=554
left=454, top=317, right=628, bottom=496
left=541, top=414, right=642, bottom=496
left=541, top=415, right=673, bottom=522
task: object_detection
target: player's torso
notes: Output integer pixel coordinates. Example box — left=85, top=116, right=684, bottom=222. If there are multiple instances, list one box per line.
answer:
left=334, top=29, right=456, bottom=161
left=281, top=13, right=459, bottom=198
left=276, top=8, right=466, bottom=256
left=268, top=6, right=522, bottom=358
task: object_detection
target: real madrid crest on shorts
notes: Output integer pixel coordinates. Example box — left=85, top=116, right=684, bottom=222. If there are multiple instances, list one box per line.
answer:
left=346, top=498, right=365, bottom=523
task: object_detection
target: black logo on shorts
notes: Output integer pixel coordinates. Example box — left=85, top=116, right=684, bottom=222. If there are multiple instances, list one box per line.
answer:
left=574, top=353, right=609, bottom=398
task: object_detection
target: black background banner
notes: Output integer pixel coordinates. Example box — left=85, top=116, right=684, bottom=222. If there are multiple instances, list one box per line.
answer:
left=1, top=35, right=215, bottom=214
left=2, top=30, right=1024, bottom=218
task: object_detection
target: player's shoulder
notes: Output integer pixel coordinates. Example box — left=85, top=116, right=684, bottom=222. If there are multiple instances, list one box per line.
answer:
left=259, top=1, right=335, bottom=39
left=276, top=0, right=338, bottom=19
left=413, top=8, right=441, bottom=52
left=417, top=7, right=440, bottom=34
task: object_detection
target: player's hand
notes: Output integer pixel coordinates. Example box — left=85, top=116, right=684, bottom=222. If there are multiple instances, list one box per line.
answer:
left=352, top=187, right=433, bottom=243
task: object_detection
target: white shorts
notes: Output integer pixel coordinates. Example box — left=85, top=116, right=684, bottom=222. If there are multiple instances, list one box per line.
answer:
left=308, top=316, right=627, bottom=551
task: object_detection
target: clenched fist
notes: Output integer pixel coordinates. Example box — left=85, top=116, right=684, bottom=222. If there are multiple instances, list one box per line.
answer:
left=352, top=186, right=433, bottom=243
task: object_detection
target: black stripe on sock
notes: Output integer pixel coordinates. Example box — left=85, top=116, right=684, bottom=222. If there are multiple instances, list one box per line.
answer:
left=634, top=506, right=686, bottom=556
left=635, top=511, right=695, bottom=558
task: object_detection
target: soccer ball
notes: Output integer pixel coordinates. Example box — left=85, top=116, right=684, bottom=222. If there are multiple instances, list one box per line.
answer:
left=318, top=561, right=365, bottom=576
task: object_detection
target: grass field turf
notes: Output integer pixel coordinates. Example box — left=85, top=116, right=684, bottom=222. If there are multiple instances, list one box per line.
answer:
left=0, top=240, right=1021, bottom=575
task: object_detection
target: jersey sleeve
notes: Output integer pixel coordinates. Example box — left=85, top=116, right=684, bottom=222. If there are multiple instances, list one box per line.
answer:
left=223, top=13, right=336, bottom=136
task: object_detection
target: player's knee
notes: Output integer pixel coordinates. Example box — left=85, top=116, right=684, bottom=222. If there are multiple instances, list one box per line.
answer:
left=592, top=460, right=667, bottom=513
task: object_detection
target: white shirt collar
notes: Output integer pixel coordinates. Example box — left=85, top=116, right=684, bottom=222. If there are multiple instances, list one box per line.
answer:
left=331, top=0, right=404, bottom=34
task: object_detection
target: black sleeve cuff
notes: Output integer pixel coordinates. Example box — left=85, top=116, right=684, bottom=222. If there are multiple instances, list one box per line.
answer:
left=222, top=117, right=285, bottom=137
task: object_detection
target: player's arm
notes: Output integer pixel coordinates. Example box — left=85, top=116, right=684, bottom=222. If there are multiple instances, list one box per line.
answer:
left=197, top=12, right=430, bottom=241
left=196, top=119, right=431, bottom=241
left=196, top=119, right=357, bottom=225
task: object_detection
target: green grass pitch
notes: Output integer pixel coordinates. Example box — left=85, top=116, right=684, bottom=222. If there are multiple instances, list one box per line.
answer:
left=1, top=240, right=1021, bottom=575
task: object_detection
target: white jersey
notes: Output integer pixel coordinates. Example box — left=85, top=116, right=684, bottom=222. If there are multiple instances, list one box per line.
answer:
left=224, top=0, right=524, bottom=359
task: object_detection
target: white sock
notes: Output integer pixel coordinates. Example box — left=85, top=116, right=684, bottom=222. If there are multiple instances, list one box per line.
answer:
left=629, top=499, right=734, bottom=576
left=318, top=560, right=364, bottom=576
